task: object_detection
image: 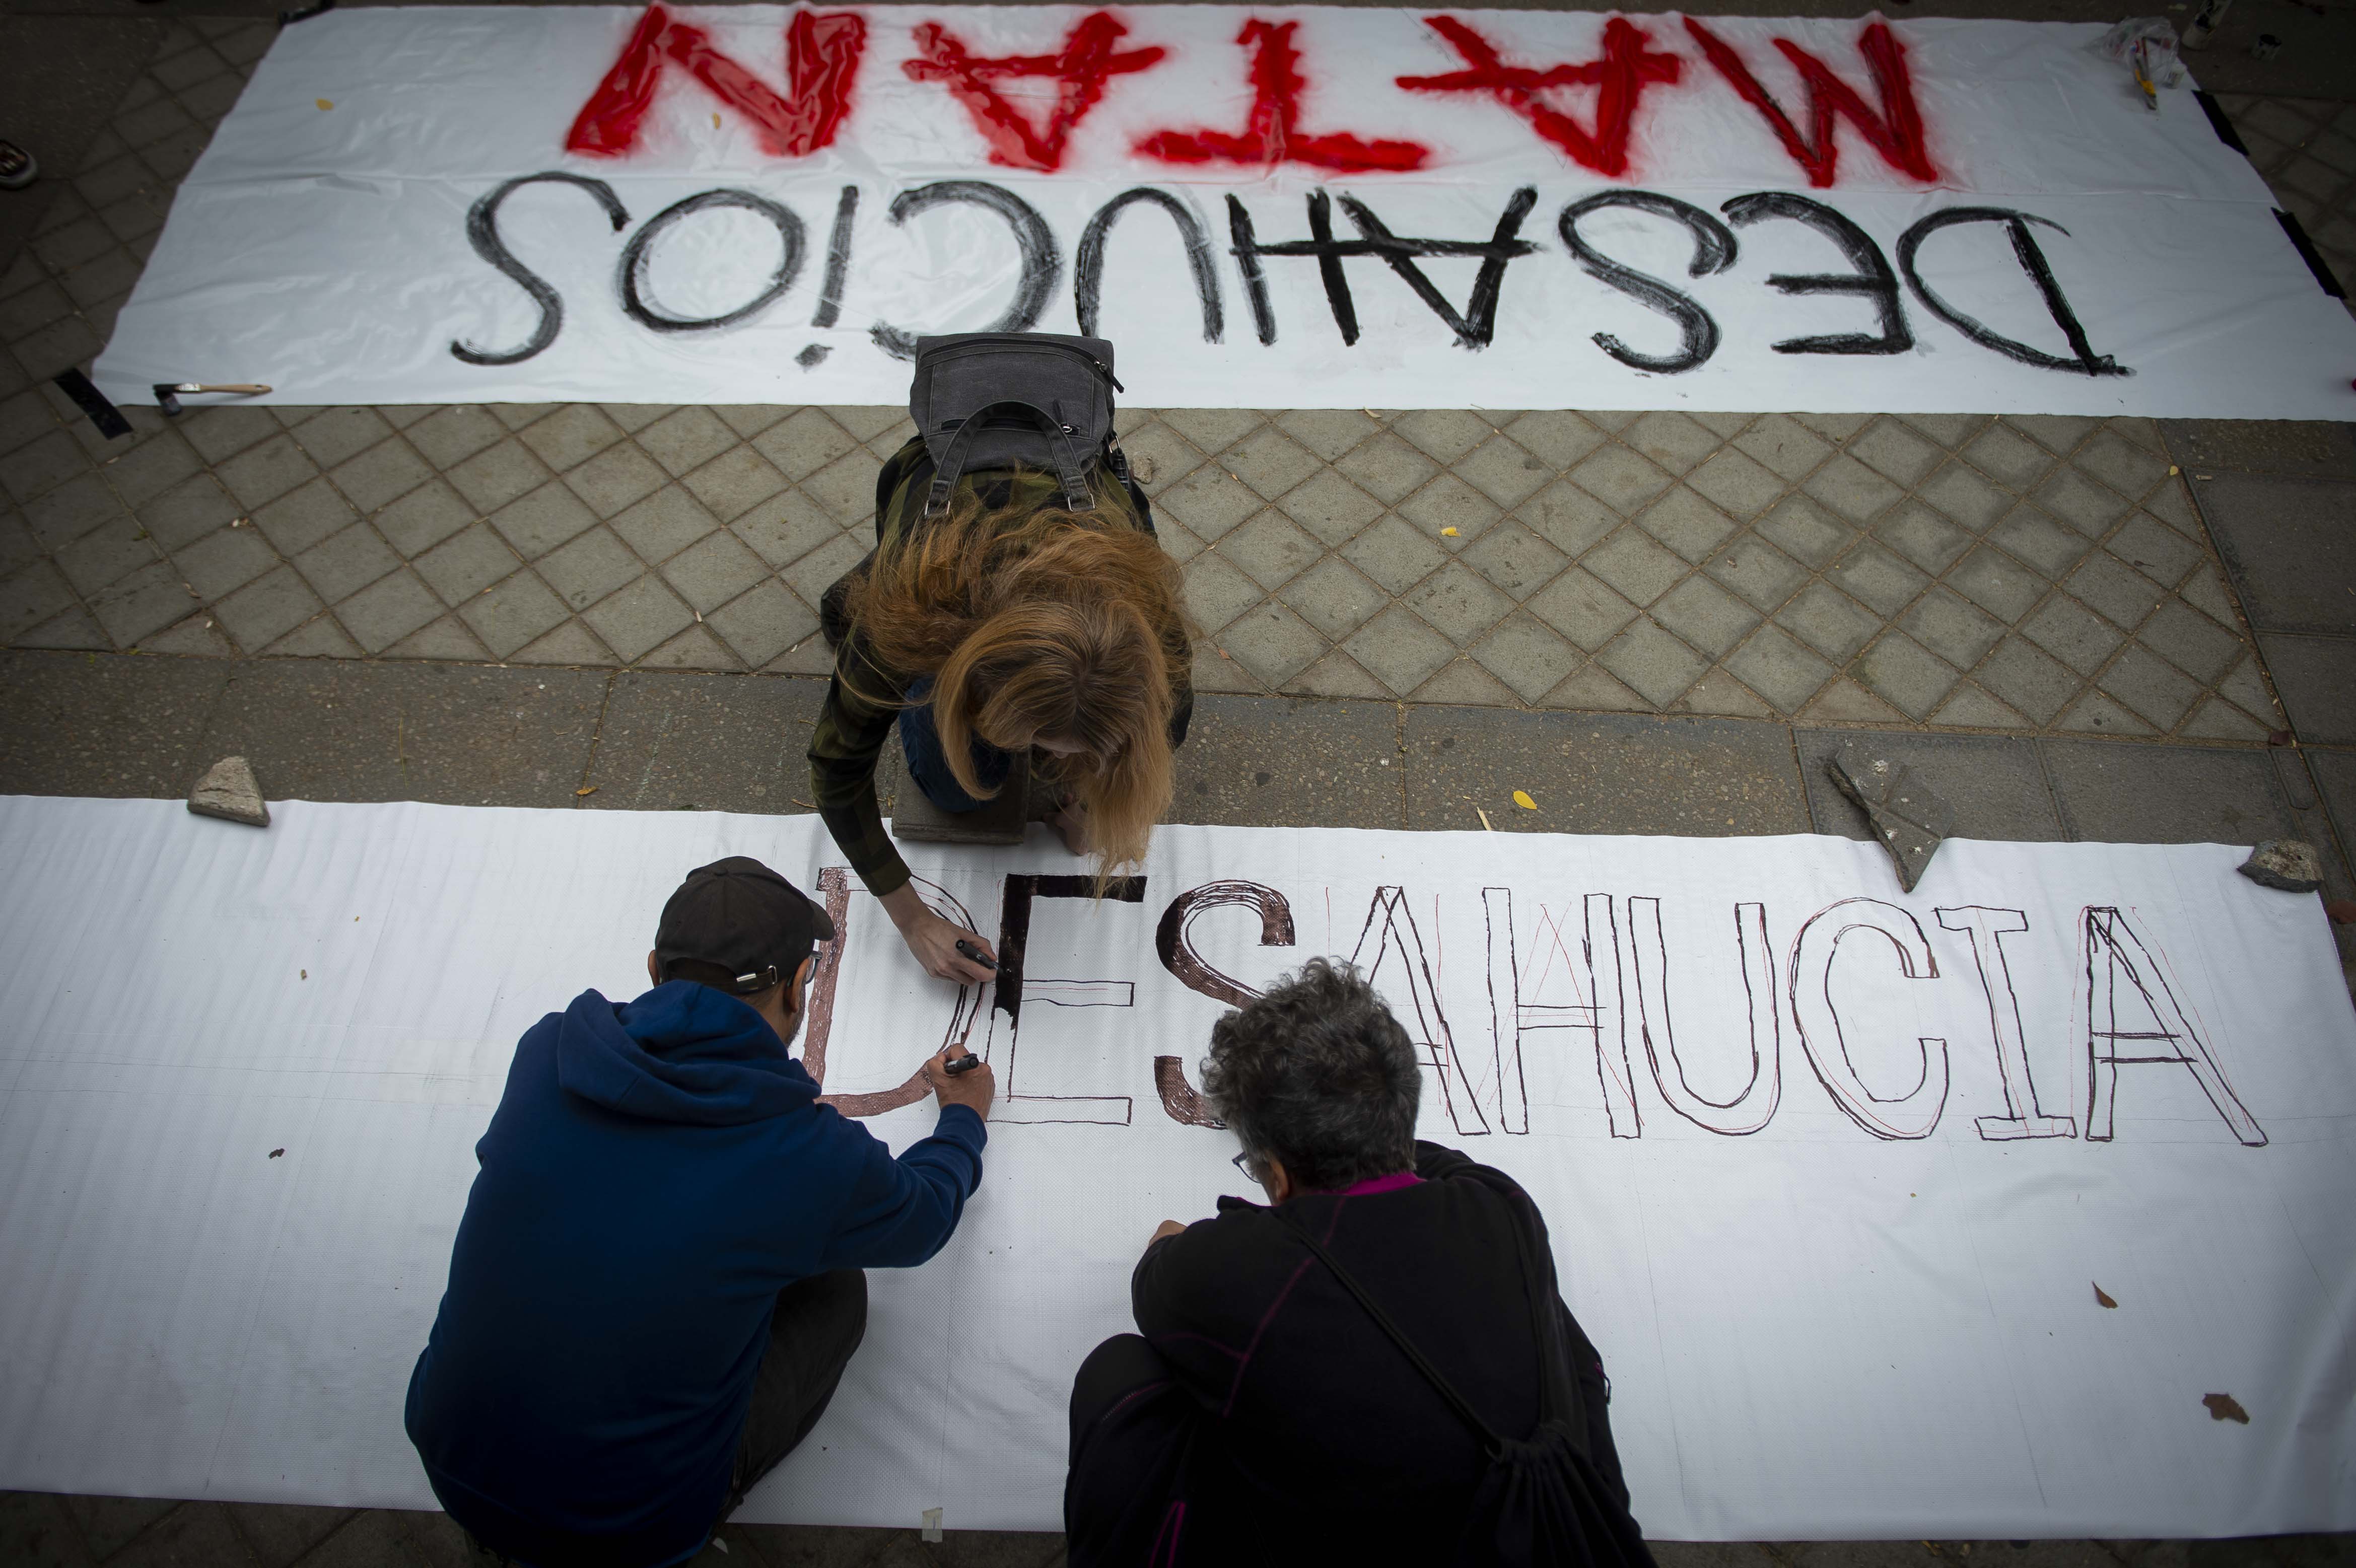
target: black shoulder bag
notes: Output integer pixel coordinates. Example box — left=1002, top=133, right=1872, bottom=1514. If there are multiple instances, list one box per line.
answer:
left=908, top=331, right=1127, bottom=517
left=1273, top=1203, right=1655, bottom=1568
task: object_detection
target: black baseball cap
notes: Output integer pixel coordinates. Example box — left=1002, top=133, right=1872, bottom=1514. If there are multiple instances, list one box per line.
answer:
left=653, top=857, right=836, bottom=994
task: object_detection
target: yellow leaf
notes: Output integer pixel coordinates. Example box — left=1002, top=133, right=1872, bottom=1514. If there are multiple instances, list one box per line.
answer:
left=1440, top=526, right=1460, bottom=537
left=1512, top=790, right=1537, bottom=810
left=575, top=786, right=599, bottom=797
left=315, top=98, right=334, bottom=111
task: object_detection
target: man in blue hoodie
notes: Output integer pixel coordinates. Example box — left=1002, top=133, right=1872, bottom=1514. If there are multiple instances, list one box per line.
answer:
left=406, top=856, right=994, bottom=1567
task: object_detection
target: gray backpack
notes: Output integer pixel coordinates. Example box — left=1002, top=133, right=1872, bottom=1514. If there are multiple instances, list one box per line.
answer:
left=909, top=332, right=1127, bottom=517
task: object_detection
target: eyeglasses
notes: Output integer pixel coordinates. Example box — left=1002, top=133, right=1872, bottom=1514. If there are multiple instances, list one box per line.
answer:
left=1230, top=1149, right=1256, bottom=1177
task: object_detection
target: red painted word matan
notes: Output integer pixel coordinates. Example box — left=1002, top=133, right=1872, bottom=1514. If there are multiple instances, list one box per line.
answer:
left=1683, top=18, right=1939, bottom=187
left=903, top=11, right=1165, bottom=173
left=566, top=3, right=867, bottom=159
left=1133, top=18, right=1431, bottom=173
left=1396, top=15, right=1682, bottom=180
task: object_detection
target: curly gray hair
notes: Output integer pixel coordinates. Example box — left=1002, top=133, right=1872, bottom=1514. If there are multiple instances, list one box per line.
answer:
left=1199, top=958, right=1421, bottom=1193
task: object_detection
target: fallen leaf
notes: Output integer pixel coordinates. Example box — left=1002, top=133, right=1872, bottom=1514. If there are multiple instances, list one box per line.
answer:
left=1440, top=526, right=1460, bottom=536
left=268, top=1148, right=285, bottom=1159
left=2094, top=1282, right=2117, bottom=1308
left=300, top=969, right=307, bottom=980
left=2167, top=465, right=2180, bottom=475
left=316, top=97, right=334, bottom=110
left=1512, top=790, right=1537, bottom=810
left=2202, top=1392, right=2250, bottom=1424
left=712, top=112, right=722, bottom=128
left=576, top=786, right=599, bottom=797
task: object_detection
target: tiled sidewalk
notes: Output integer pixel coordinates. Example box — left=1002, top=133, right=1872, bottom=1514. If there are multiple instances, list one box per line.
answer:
left=0, top=18, right=2345, bottom=749
left=2218, top=92, right=2356, bottom=299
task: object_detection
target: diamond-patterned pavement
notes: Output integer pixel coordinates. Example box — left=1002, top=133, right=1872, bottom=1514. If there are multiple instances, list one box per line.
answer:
left=0, top=33, right=2337, bottom=755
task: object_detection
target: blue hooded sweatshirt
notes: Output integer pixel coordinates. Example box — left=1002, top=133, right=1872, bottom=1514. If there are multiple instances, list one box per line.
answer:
left=404, top=981, right=984, bottom=1568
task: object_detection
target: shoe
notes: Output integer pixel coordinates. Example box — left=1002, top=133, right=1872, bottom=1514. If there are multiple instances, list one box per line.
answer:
left=0, top=140, right=36, bottom=190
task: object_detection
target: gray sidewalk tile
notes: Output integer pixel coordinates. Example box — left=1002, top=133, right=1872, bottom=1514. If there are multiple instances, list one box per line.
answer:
left=2258, top=633, right=2356, bottom=744
left=197, top=662, right=609, bottom=808
left=1342, top=605, right=1456, bottom=695
left=292, top=524, right=399, bottom=606
left=1217, top=600, right=1324, bottom=688
left=250, top=477, right=359, bottom=559
left=2188, top=474, right=2356, bottom=636
left=2039, top=740, right=2303, bottom=845
left=708, top=581, right=817, bottom=669
left=335, top=567, right=442, bottom=654
left=0, top=650, right=232, bottom=798
left=2159, top=419, right=2356, bottom=479
left=1598, top=616, right=1708, bottom=707
left=2311, top=748, right=2356, bottom=871
left=580, top=672, right=826, bottom=815
left=373, top=481, right=475, bottom=559
left=1403, top=708, right=1810, bottom=836
left=581, top=575, right=696, bottom=664
left=413, top=523, right=522, bottom=608
left=1169, top=695, right=1402, bottom=830
left=1792, top=730, right=2064, bottom=842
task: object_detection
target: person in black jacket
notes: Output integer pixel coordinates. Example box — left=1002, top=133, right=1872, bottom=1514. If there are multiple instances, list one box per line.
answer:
left=1064, top=958, right=1647, bottom=1566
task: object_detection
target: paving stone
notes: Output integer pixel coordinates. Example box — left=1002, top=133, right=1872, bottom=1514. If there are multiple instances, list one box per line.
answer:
left=2187, top=473, right=2355, bottom=635
left=512, top=620, right=617, bottom=666
left=1674, top=667, right=1774, bottom=718
left=333, top=567, right=443, bottom=654
left=1897, top=586, right=2005, bottom=670
left=405, top=405, right=507, bottom=470
left=1904, top=413, right=1988, bottom=449
left=2107, top=514, right=2205, bottom=589
left=1117, top=420, right=1204, bottom=488
left=2258, top=632, right=2356, bottom=743
left=1848, top=417, right=1946, bottom=486
left=1755, top=491, right=1856, bottom=568
left=2030, top=465, right=2131, bottom=537
left=491, top=403, right=562, bottom=433
left=1527, top=565, right=1639, bottom=652
left=1342, top=605, right=1457, bottom=694
left=1273, top=407, right=1382, bottom=461
left=212, top=563, right=325, bottom=652
left=1541, top=661, right=1648, bottom=711
left=827, top=406, right=905, bottom=444
left=374, top=480, right=476, bottom=558
left=1797, top=675, right=1905, bottom=724
left=1582, top=526, right=1688, bottom=607
left=638, top=623, right=743, bottom=671
left=215, top=432, right=318, bottom=511
left=1947, top=545, right=2048, bottom=623
left=1219, top=600, right=1326, bottom=688
left=1398, top=473, right=1502, bottom=543
left=413, top=522, right=523, bottom=607
left=2062, top=551, right=2167, bottom=633
left=1774, top=581, right=1878, bottom=663
left=1274, top=467, right=1385, bottom=546
left=446, top=438, right=555, bottom=513
left=294, top=523, right=403, bottom=606
left=1684, top=448, right=1783, bottom=519
left=2040, top=740, right=2301, bottom=844
left=564, top=442, right=670, bottom=519
left=1220, top=425, right=1324, bottom=499
left=99, top=1501, right=252, bottom=1568
left=1410, top=657, right=1521, bottom=706
left=1852, top=631, right=1960, bottom=719
left=2159, top=418, right=2356, bottom=478
left=289, top=408, right=394, bottom=470
left=702, top=404, right=785, bottom=440
left=1194, top=641, right=1262, bottom=693
left=1619, top=411, right=1720, bottom=475
left=2073, top=429, right=2171, bottom=501
left=1, top=430, right=92, bottom=506
left=1467, top=611, right=1581, bottom=701
left=1597, top=615, right=1708, bottom=706
left=2133, top=599, right=2246, bottom=686
left=1219, top=510, right=1321, bottom=590
left=1961, top=423, right=2056, bottom=490
left=266, top=616, right=366, bottom=659
left=1452, top=435, right=1554, bottom=509
left=1915, top=458, right=2012, bottom=532
left=0, top=560, right=76, bottom=642
left=25, top=471, right=129, bottom=551
left=2099, top=644, right=2204, bottom=730
left=662, top=529, right=770, bottom=612
left=1181, top=548, right=1266, bottom=632
left=11, top=315, right=102, bottom=379
left=1569, top=444, right=1674, bottom=511
left=1863, top=501, right=1969, bottom=579
left=18, top=605, right=113, bottom=651
left=1515, top=477, right=1621, bottom=557
left=680, top=446, right=790, bottom=524
left=1723, top=622, right=1838, bottom=715
left=489, top=480, right=603, bottom=561
left=1730, top=412, right=1835, bottom=481
left=1392, top=408, right=1495, bottom=464
left=1991, top=501, right=2097, bottom=579
left=1634, top=486, right=1739, bottom=564
left=1652, top=573, right=1760, bottom=659
left=517, top=404, right=624, bottom=472
left=1278, top=555, right=1388, bottom=640
left=2178, top=694, right=2272, bottom=741
left=1288, top=649, right=1390, bottom=699
left=777, top=532, right=866, bottom=611
left=100, top=430, right=205, bottom=511
left=732, top=489, right=841, bottom=571
left=2054, top=689, right=2153, bottom=736
left=1801, top=453, right=1906, bottom=523
left=1325, top=431, right=1438, bottom=507
left=1160, top=408, right=1264, bottom=455
left=2021, top=595, right=2127, bottom=676
left=580, top=573, right=696, bottom=663
left=1969, top=633, right=2082, bottom=725
left=708, top=579, right=820, bottom=667
left=1154, top=463, right=1263, bottom=541
left=1405, top=560, right=1514, bottom=646
left=1405, top=706, right=1810, bottom=834
left=1339, top=514, right=1446, bottom=594
left=242, top=477, right=356, bottom=558
left=1459, top=519, right=1568, bottom=602
left=1827, top=540, right=1930, bottom=617
left=1501, top=409, right=1606, bottom=470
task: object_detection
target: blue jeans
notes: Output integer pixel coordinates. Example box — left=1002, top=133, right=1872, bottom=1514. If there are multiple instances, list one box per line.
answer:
left=898, top=677, right=1017, bottom=813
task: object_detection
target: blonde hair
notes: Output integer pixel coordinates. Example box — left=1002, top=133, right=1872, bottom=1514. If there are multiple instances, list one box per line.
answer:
left=843, top=487, right=1193, bottom=881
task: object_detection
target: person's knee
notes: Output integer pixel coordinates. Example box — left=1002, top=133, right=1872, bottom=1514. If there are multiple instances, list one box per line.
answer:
left=1070, top=1333, right=1170, bottom=1425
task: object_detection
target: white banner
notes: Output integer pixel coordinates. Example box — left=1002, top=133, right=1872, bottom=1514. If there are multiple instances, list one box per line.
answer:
left=1, top=797, right=2352, bottom=1537
left=92, top=6, right=2356, bottom=416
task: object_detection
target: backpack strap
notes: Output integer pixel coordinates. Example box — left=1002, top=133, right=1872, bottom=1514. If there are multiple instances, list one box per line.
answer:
left=924, top=398, right=1093, bottom=517
left=1271, top=1207, right=1509, bottom=1457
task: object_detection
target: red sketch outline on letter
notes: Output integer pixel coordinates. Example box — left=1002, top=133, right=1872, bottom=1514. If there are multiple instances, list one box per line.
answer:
left=1396, top=16, right=1682, bottom=179
left=903, top=11, right=1166, bottom=173
left=1681, top=18, right=1937, bottom=188
left=1135, top=19, right=1429, bottom=173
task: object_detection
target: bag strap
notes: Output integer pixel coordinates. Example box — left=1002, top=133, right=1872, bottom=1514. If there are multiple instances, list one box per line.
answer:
left=924, top=398, right=1094, bottom=517
left=1272, top=1207, right=1508, bottom=1456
